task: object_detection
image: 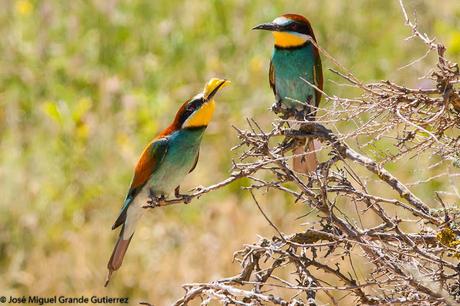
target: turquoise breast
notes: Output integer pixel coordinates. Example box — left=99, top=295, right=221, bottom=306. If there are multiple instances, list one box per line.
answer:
left=272, top=43, right=316, bottom=112
left=148, top=127, right=205, bottom=194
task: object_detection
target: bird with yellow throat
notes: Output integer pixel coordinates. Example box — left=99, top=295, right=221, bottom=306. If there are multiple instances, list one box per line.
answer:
left=105, top=78, right=230, bottom=286
left=253, top=14, right=323, bottom=173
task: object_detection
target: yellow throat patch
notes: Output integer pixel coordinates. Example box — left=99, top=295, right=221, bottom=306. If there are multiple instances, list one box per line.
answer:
left=183, top=99, right=216, bottom=128
left=183, top=78, right=230, bottom=128
left=272, top=32, right=308, bottom=48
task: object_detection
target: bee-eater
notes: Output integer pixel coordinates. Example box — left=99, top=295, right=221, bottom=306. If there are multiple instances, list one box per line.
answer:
left=105, top=78, right=230, bottom=286
left=253, top=14, right=323, bottom=173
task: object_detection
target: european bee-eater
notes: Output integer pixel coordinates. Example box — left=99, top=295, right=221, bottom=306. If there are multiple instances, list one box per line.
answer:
left=253, top=14, right=323, bottom=173
left=105, top=78, right=230, bottom=286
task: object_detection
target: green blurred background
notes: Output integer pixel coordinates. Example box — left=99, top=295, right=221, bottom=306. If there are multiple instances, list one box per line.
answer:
left=0, top=0, right=459, bottom=304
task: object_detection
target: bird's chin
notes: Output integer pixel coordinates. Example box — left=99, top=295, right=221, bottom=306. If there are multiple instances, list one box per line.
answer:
left=273, top=32, right=309, bottom=48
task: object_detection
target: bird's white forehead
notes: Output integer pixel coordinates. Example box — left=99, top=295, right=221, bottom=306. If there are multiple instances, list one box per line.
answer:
left=191, top=93, right=204, bottom=101
left=273, top=16, right=292, bottom=25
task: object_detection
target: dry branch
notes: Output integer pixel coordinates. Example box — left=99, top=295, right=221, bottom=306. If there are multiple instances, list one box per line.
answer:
left=143, top=2, right=460, bottom=305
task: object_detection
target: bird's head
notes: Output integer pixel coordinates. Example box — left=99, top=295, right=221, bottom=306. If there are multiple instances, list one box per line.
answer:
left=174, top=78, right=230, bottom=130
left=253, top=14, right=316, bottom=48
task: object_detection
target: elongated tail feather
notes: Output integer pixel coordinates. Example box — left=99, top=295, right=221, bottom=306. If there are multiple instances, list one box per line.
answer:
left=105, top=192, right=145, bottom=286
left=105, top=230, right=133, bottom=287
left=293, top=139, right=318, bottom=173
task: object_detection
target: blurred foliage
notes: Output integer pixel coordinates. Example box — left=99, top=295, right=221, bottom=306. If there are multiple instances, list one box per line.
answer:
left=0, top=0, right=459, bottom=304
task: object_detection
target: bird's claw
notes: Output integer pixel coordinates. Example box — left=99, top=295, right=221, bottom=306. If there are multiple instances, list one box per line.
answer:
left=193, top=185, right=205, bottom=193
left=182, top=195, right=192, bottom=204
left=271, top=101, right=282, bottom=114
left=146, top=191, right=166, bottom=208
left=174, top=186, right=193, bottom=204
left=172, top=193, right=192, bottom=204
left=273, top=102, right=304, bottom=120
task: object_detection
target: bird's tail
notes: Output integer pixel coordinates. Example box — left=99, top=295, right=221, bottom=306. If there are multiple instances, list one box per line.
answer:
left=293, top=138, right=318, bottom=174
left=104, top=228, right=133, bottom=287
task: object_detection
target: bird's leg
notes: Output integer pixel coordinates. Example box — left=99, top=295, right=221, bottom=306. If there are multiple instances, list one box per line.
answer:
left=147, top=189, right=166, bottom=207
left=146, top=189, right=156, bottom=207
left=289, top=96, right=314, bottom=152
left=174, top=186, right=192, bottom=204
left=292, top=104, right=306, bottom=121
left=271, top=97, right=283, bottom=115
left=290, top=96, right=313, bottom=121
left=174, top=186, right=181, bottom=198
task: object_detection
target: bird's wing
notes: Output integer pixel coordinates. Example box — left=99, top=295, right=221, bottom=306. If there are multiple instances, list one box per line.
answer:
left=313, top=54, right=323, bottom=108
left=269, top=59, right=276, bottom=96
left=130, top=137, right=169, bottom=193
left=189, top=150, right=199, bottom=173
left=112, top=137, right=169, bottom=230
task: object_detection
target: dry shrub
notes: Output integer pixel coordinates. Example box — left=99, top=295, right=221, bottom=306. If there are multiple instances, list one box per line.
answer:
left=144, top=2, right=460, bottom=305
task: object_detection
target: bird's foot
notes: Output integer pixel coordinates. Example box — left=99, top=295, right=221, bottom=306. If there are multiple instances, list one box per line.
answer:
left=192, top=185, right=205, bottom=193
left=146, top=190, right=166, bottom=208
left=174, top=186, right=192, bottom=204
left=181, top=194, right=192, bottom=204
left=275, top=104, right=303, bottom=120
left=271, top=100, right=283, bottom=115
left=293, top=105, right=310, bottom=122
left=172, top=193, right=191, bottom=204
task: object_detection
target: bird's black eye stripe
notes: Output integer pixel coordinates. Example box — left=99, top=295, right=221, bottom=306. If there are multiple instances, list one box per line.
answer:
left=180, top=98, right=205, bottom=126
left=186, top=103, right=195, bottom=112
left=184, top=99, right=203, bottom=120
left=289, top=22, right=309, bottom=35
left=186, top=99, right=201, bottom=113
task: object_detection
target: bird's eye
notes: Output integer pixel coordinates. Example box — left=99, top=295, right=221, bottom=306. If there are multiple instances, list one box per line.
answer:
left=186, top=102, right=197, bottom=112
left=186, top=101, right=198, bottom=113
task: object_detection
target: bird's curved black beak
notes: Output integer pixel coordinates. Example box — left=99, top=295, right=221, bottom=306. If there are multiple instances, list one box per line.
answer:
left=252, top=22, right=279, bottom=31
left=205, top=79, right=230, bottom=101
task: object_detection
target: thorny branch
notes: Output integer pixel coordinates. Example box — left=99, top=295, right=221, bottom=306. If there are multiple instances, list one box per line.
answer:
left=144, top=2, right=460, bottom=305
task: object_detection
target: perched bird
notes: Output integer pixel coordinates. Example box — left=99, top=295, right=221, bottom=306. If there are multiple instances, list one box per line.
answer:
left=105, top=78, right=230, bottom=286
left=253, top=14, right=323, bottom=173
